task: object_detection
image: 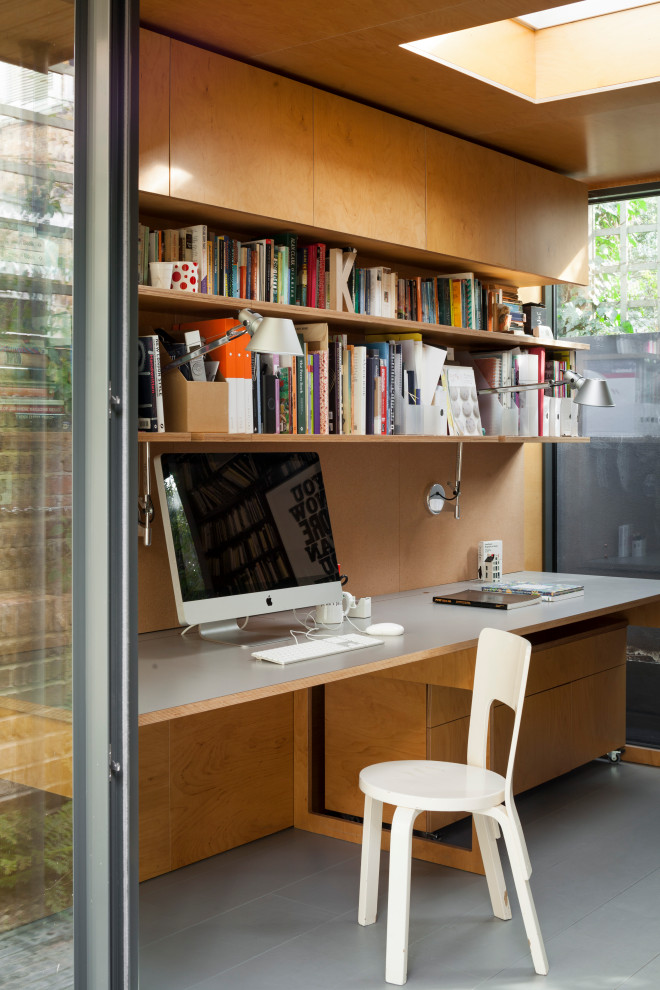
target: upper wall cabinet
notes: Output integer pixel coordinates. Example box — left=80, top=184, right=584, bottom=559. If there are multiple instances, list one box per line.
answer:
left=515, top=161, right=588, bottom=284
left=139, top=30, right=171, bottom=196
left=313, top=92, right=426, bottom=249
left=169, top=41, right=314, bottom=225
left=426, top=130, right=517, bottom=270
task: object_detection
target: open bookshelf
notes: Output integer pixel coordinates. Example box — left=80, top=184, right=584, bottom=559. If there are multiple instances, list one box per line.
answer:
left=138, top=285, right=589, bottom=355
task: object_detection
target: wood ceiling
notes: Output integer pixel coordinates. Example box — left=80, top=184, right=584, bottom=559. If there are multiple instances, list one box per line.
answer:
left=139, top=0, right=660, bottom=188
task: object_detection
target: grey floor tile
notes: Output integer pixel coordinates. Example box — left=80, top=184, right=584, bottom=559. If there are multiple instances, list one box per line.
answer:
left=617, top=953, right=660, bottom=989
left=568, top=867, right=660, bottom=953
left=139, top=893, right=337, bottom=990
left=184, top=912, right=390, bottom=990
left=140, top=828, right=359, bottom=945
left=138, top=762, right=660, bottom=990
left=480, top=923, right=658, bottom=990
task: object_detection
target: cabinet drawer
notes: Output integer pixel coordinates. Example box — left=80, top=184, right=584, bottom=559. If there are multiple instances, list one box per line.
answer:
left=527, top=621, right=626, bottom=695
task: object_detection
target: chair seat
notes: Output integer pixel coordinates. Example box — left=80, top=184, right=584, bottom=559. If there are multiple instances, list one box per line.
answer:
left=359, top=759, right=506, bottom=813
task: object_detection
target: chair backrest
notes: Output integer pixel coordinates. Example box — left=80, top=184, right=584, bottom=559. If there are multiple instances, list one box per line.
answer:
left=466, top=628, right=532, bottom=795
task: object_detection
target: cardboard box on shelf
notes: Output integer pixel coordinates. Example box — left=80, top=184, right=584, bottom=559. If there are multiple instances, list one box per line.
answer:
left=160, top=345, right=228, bottom=433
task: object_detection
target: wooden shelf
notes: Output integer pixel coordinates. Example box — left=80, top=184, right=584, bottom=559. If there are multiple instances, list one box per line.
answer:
left=138, top=285, right=589, bottom=353
left=138, top=431, right=589, bottom=445
left=137, top=432, right=191, bottom=444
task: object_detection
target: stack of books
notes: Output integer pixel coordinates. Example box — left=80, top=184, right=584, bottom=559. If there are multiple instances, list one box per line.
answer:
left=479, top=580, right=585, bottom=601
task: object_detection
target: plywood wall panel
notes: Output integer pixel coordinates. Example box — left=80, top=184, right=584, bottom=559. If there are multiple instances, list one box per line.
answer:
left=397, top=443, right=525, bottom=591
left=316, top=444, right=401, bottom=598
left=170, top=41, right=314, bottom=224
left=139, top=30, right=171, bottom=196
left=314, top=91, right=426, bottom=248
left=138, top=441, right=527, bottom=633
left=426, top=130, right=517, bottom=269
left=523, top=445, right=543, bottom=570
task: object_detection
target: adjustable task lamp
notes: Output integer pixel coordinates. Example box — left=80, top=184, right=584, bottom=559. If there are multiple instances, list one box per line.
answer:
left=163, top=308, right=303, bottom=372
left=477, top=369, right=615, bottom=407
left=139, top=311, right=303, bottom=547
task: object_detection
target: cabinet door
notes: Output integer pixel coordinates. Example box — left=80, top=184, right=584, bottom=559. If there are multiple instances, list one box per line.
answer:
left=139, top=30, right=170, bottom=195
left=515, top=160, right=588, bottom=283
left=170, top=41, right=314, bottom=224
left=314, top=91, right=426, bottom=248
left=426, top=130, right=516, bottom=270
left=169, top=695, right=294, bottom=869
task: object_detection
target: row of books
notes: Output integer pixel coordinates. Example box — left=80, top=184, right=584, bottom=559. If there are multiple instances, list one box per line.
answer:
left=139, top=318, right=577, bottom=438
left=138, top=221, right=524, bottom=331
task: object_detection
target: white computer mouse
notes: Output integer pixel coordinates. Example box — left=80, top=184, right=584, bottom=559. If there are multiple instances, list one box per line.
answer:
left=365, top=622, right=404, bottom=637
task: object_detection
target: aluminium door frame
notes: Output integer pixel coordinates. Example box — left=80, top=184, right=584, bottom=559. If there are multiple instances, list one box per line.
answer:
left=73, top=0, right=139, bottom=986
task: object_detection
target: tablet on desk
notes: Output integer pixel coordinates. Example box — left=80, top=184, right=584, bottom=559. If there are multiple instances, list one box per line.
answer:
left=433, top=589, right=541, bottom=609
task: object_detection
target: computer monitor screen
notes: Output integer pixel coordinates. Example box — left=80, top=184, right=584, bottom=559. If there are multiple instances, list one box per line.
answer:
left=154, top=450, right=342, bottom=644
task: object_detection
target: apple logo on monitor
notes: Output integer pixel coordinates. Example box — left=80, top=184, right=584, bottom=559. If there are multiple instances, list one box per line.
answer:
left=266, top=596, right=273, bottom=606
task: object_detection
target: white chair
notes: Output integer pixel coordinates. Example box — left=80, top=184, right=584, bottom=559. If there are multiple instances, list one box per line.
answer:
left=357, top=626, right=548, bottom=985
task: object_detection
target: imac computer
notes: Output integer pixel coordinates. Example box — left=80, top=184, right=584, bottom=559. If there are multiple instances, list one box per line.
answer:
left=153, top=450, right=343, bottom=645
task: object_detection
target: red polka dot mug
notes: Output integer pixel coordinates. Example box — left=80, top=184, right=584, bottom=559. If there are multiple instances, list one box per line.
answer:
left=170, top=261, right=199, bottom=292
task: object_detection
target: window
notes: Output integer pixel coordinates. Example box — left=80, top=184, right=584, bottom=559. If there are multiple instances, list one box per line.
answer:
left=554, top=188, right=660, bottom=752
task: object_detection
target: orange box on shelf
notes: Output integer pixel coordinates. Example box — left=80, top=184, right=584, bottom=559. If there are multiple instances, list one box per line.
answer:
left=160, top=344, right=229, bottom=433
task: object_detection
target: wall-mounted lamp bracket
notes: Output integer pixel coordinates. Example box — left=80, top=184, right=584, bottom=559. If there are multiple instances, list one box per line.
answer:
left=426, top=442, right=464, bottom=520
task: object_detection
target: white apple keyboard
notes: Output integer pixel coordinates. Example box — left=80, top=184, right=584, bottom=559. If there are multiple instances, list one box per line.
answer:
left=252, top=633, right=383, bottom=665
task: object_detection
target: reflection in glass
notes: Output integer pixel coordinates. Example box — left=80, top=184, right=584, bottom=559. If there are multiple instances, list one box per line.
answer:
left=0, top=50, right=73, bottom=985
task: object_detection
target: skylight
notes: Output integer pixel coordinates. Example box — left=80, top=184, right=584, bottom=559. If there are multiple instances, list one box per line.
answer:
left=516, top=0, right=650, bottom=30
left=401, top=2, right=660, bottom=103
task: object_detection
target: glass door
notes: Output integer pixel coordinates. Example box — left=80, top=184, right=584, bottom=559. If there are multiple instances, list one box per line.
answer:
left=0, top=30, right=75, bottom=988
left=0, top=1, right=139, bottom=986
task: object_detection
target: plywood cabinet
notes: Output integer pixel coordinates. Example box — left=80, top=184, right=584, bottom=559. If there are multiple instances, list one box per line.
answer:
left=515, top=159, right=589, bottom=283
left=138, top=693, right=294, bottom=880
left=313, top=91, right=426, bottom=248
left=139, top=30, right=171, bottom=196
left=324, top=675, right=427, bottom=825
left=426, top=130, right=517, bottom=270
left=140, top=34, right=588, bottom=283
left=169, top=40, right=314, bottom=224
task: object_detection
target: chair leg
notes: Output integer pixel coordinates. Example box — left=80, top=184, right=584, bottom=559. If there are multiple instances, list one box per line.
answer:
left=474, top=813, right=511, bottom=921
left=507, top=796, right=532, bottom=876
left=494, top=808, right=549, bottom=976
left=359, top=795, right=383, bottom=926
left=385, top=806, right=419, bottom=986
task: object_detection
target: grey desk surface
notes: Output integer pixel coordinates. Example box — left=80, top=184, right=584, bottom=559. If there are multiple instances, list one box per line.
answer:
left=138, top=571, right=660, bottom=721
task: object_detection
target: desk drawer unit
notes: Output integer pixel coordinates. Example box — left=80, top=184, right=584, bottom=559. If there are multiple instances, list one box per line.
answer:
left=324, top=619, right=627, bottom=838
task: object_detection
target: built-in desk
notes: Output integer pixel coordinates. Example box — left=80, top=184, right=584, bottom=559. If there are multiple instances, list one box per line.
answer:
left=138, top=572, right=660, bottom=881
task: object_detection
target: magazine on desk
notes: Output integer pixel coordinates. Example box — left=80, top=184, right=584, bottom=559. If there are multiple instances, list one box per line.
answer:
left=480, top=581, right=584, bottom=601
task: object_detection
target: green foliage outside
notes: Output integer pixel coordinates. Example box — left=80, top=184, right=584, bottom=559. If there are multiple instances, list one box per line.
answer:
left=0, top=798, right=73, bottom=933
left=557, top=198, right=659, bottom=338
